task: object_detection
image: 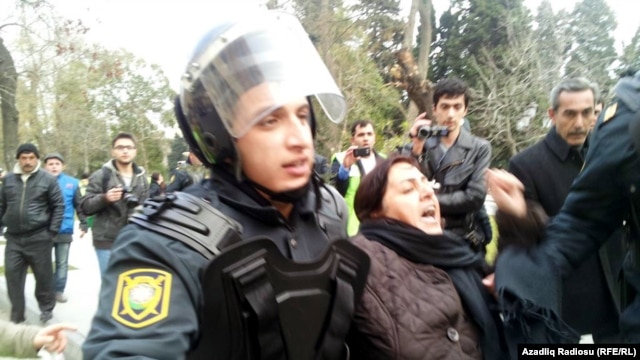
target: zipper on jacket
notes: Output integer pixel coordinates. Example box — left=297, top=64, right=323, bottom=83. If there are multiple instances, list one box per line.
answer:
left=19, top=177, right=28, bottom=226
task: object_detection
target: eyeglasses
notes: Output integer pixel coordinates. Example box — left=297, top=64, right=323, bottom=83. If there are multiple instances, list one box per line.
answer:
left=114, top=145, right=136, bottom=151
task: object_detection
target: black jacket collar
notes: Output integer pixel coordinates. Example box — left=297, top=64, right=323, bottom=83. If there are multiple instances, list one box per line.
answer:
left=544, top=126, right=583, bottom=162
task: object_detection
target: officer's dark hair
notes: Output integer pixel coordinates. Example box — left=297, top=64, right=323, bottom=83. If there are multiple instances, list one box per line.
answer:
left=354, top=154, right=420, bottom=221
left=350, top=120, right=374, bottom=137
left=111, top=132, right=137, bottom=148
left=151, top=172, right=161, bottom=182
left=550, top=77, right=599, bottom=111
left=433, top=77, right=470, bottom=109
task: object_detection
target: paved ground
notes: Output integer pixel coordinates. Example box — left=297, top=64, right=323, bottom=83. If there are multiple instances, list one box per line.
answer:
left=0, top=227, right=99, bottom=360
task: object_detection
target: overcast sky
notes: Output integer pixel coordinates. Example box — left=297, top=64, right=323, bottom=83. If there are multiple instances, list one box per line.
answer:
left=53, top=0, right=637, bottom=91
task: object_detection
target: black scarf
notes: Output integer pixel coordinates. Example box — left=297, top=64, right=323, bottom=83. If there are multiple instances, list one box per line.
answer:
left=359, top=218, right=510, bottom=360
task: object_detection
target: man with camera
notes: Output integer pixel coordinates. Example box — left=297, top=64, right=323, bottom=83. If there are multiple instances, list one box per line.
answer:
left=402, top=77, right=491, bottom=251
left=331, top=120, right=385, bottom=235
left=80, top=132, right=149, bottom=275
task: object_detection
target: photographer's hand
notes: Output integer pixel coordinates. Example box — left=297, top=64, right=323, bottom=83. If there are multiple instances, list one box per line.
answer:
left=105, top=186, right=123, bottom=203
left=410, top=113, right=431, bottom=156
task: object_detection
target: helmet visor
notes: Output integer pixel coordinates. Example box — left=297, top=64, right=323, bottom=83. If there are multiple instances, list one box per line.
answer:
left=180, top=11, right=346, bottom=138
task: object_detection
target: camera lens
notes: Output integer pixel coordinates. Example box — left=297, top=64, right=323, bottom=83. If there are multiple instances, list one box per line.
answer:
left=417, top=126, right=430, bottom=139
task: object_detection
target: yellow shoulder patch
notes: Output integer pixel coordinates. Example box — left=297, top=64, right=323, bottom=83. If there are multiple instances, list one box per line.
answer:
left=169, top=175, right=175, bottom=184
left=603, top=102, right=617, bottom=123
left=112, top=268, right=172, bottom=329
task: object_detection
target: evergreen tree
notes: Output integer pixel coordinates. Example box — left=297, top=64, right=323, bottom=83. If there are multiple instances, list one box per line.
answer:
left=430, top=0, right=531, bottom=87
left=565, top=0, right=617, bottom=90
left=618, top=26, right=640, bottom=76
left=350, top=0, right=405, bottom=82
left=532, top=1, right=567, bottom=88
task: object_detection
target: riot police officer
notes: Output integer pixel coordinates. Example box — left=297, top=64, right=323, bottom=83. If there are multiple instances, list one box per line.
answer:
left=494, top=69, right=640, bottom=353
left=83, top=10, right=369, bottom=359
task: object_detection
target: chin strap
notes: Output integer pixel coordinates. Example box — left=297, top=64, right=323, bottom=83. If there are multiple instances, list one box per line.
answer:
left=246, top=178, right=311, bottom=203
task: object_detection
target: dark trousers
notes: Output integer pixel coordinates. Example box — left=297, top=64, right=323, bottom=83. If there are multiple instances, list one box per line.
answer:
left=4, top=231, right=55, bottom=323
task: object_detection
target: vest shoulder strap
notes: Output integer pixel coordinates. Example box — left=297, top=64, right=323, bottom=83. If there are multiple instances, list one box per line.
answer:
left=316, top=184, right=348, bottom=242
left=129, top=192, right=243, bottom=260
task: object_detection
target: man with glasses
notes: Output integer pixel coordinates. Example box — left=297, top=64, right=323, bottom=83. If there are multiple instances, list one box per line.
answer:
left=80, top=133, right=149, bottom=275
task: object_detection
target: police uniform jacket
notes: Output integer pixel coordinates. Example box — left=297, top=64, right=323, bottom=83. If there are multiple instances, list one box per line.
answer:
left=496, top=72, right=640, bottom=351
left=82, top=169, right=349, bottom=358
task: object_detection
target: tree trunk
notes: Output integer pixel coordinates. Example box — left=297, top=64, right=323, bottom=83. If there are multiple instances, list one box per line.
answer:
left=403, top=0, right=419, bottom=49
left=395, top=0, right=433, bottom=123
left=0, top=37, right=19, bottom=170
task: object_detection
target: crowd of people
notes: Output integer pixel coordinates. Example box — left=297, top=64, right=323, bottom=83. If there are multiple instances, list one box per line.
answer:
left=0, top=8, right=638, bottom=360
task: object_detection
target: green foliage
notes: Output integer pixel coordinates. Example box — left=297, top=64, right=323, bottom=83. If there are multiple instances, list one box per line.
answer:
left=350, top=0, right=405, bottom=80
left=2, top=0, right=632, bottom=178
left=618, top=26, right=640, bottom=76
left=168, top=135, right=189, bottom=171
left=430, top=0, right=531, bottom=87
left=565, top=0, right=618, bottom=92
left=532, top=1, right=567, bottom=87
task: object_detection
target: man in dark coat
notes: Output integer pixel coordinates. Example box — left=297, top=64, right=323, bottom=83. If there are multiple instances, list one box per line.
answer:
left=507, top=77, right=623, bottom=341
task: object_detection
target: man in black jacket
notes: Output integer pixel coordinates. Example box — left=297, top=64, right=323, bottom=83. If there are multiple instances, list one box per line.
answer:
left=508, top=77, right=622, bottom=342
left=402, top=78, right=492, bottom=251
left=0, top=143, right=64, bottom=324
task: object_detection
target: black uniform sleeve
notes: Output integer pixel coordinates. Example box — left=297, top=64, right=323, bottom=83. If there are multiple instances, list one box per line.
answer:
left=166, top=171, right=188, bottom=193
left=83, top=224, right=207, bottom=359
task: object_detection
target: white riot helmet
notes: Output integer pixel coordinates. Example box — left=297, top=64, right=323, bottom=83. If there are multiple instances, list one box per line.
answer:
left=176, top=10, right=346, bottom=168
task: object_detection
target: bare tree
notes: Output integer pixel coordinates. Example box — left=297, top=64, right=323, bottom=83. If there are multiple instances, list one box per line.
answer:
left=470, top=20, right=551, bottom=166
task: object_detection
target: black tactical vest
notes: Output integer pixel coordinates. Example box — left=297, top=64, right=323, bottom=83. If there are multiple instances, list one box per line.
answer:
left=130, top=191, right=370, bottom=359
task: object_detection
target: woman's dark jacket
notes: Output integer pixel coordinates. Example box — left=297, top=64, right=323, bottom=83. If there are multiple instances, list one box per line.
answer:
left=348, top=218, right=509, bottom=360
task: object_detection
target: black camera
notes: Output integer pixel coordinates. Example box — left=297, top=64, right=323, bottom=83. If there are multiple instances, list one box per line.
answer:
left=121, top=186, right=139, bottom=208
left=417, top=125, right=449, bottom=139
left=353, top=147, right=371, bottom=157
